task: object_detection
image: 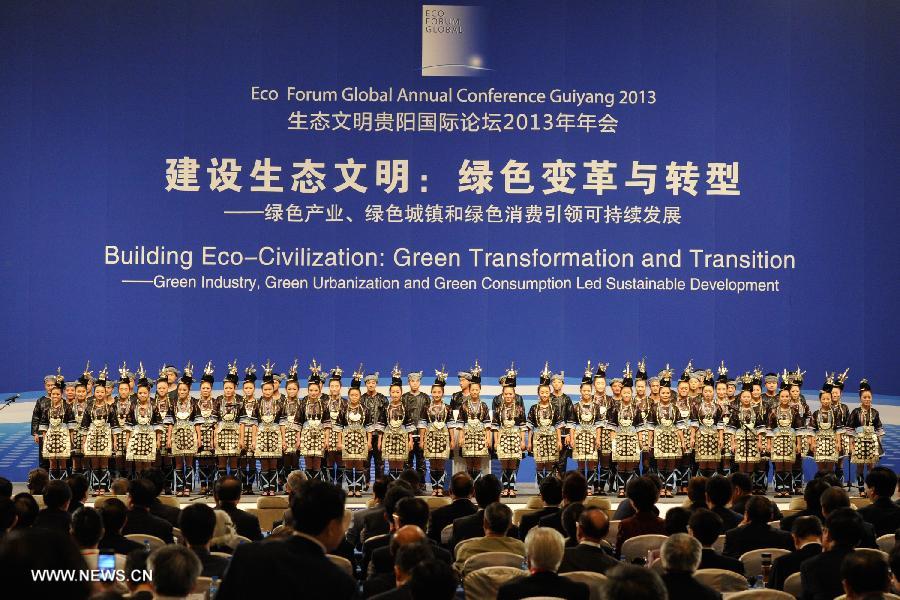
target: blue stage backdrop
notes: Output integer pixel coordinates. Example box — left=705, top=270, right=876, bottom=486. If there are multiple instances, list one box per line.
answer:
left=1, top=2, right=899, bottom=480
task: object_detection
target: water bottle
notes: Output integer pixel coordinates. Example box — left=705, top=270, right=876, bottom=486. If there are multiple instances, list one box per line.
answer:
left=144, top=539, right=151, bottom=551
left=207, top=575, right=219, bottom=599
left=754, top=575, right=764, bottom=588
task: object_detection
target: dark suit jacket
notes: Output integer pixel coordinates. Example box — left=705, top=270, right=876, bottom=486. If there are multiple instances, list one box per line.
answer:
left=800, top=545, right=855, bottom=600
left=559, top=542, right=619, bottom=574
left=191, top=546, right=230, bottom=578
left=518, top=506, right=558, bottom=541
left=661, top=571, right=722, bottom=600
left=68, top=500, right=85, bottom=514
left=539, top=502, right=583, bottom=537
left=698, top=548, right=745, bottom=574
left=779, top=508, right=819, bottom=532
left=150, top=498, right=181, bottom=528
left=370, top=585, right=412, bottom=600
left=98, top=532, right=143, bottom=556
left=33, top=507, right=72, bottom=535
left=710, top=505, right=743, bottom=532
left=362, top=509, right=391, bottom=544
left=216, top=534, right=356, bottom=599
left=858, top=497, right=900, bottom=537
left=723, top=522, right=793, bottom=558
left=615, top=512, right=666, bottom=557
left=122, top=507, right=174, bottom=544
left=497, top=570, right=589, bottom=600
left=218, top=502, right=263, bottom=541
left=348, top=505, right=384, bottom=548
left=372, top=538, right=451, bottom=574
left=450, top=509, right=485, bottom=551
left=427, top=498, right=476, bottom=544
left=767, top=542, right=822, bottom=590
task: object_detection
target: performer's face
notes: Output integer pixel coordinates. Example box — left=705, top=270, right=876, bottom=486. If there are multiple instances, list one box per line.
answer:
left=831, top=388, right=842, bottom=403
left=552, top=379, right=563, bottom=393
left=790, top=386, right=800, bottom=401
left=503, top=387, right=515, bottom=403
left=329, top=380, right=341, bottom=396
left=366, top=379, right=377, bottom=393
left=389, top=385, right=402, bottom=401
left=779, top=390, right=790, bottom=406
left=431, top=386, right=444, bottom=402
left=308, top=383, right=321, bottom=400
left=459, top=378, right=470, bottom=390
left=220, top=381, right=232, bottom=397
left=611, top=382, right=622, bottom=396
left=751, top=385, right=761, bottom=399
left=635, top=380, right=646, bottom=397
left=65, top=386, right=76, bottom=401
left=409, top=379, right=420, bottom=393
left=44, top=380, right=54, bottom=394
left=157, top=381, right=169, bottom=397
left=580, top=384, right=592, bottom=401
left=688, top=379, right=699, bottom=393
left=349, top=388, right=361, bottom=404
left=621, top=387, right=632, bottom=402
left=702, top=386, right=713, bottom=401
left=716, top=383, right=727, bottom=399
left=286, top=382, right=298, bottom=398
left=242, top=383, right=255, bottom=398
left=766, top=380, right=777, bottom=393
left=660, top=387, right=672, bottom=402
left=740, top=391, right=752, bottom=406
left=262, top=383, right=274, bottom=399
left=469, top=383, right=481, bottom=401
left=677, top=382, right=689, bottom=399
left=727, top=384, right=736, bottom=396
left=200, top=382, right=212, bottom=399
left=860, top=391, right=873, bottom=409
left=820, top=392, right=831, bottom=407
left=594, top=378, right=606, bottom=394
left=178, top=383, right=190, bottom=400
left=51, top=388, right=61, bottom=403
left=118, top=383, right=130, bottom=398
left=538, top=385, right=550, bottom=402
left=76, top=386, right=87, bottom=402
left=94, top=385, right=107, bottom=401
left=650, top=380, right=660, bottom=394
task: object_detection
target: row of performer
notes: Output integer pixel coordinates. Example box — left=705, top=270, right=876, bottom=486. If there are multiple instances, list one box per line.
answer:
left=30, top=358, right=882, bottom=498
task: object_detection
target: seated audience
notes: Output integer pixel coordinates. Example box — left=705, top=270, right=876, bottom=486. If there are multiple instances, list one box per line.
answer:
left=97, top=497, right=143, bottom=555
left=659, top=533, right=721, bottom=600
left=800, top=507, right=864, bottom=600
left=615, top=476, right=665, bottom=558
left=148, top=544, right=202, bottom=600
left=689, top=508, right=744, bottom=574
left=497, top=527, right=589, bottom=600
left=453, top=502, right=525, bottom=573
left=179, top=502, right=230, bottom=578
left=33, top=480, right=72, bottom=534
left=122, top=478, right=174, bottom=543
left=767, top=516, right=823, bottom=590
left=214, top=476, right=262, bottom=541
left=559, top=506, right=618, bottom=574
left=723, top=496, right=793, bottom=558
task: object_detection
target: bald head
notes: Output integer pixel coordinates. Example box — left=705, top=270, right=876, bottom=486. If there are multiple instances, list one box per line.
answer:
left=577, top=507, right=610, bottom=543
left=389, top=524, right=426, bottom=556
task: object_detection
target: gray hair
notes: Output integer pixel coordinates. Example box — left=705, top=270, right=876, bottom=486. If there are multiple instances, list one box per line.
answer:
left=285, top=469, right=307, bottom=494
left=660, top=532, right=702, bottom=574
left=148, top=544, right=201, bottom=597
left=524, top=526, right=565, bottom=572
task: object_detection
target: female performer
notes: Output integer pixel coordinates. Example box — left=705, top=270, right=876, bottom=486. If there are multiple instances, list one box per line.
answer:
left=40, top=374, right=73, bottom=480
left=215, top=361, right=243, bottom=483
left=457, top=365, right=491, bottom=481
left=766, top=385, right=801, bottom=498
left=254, top=362, right=284, bottom=496
left=848, top=379, right=884, bottom=497
left=528, top=367, right=562, bottom=486
left=420, top=368, right=454, bottom=496
left=170, top=363, right=198, bottom=496
left=338, top=370, right=374, bottom=497
left=570, top=365, right=602, bottom=496
left=195, top=362, right=219, bottom=494
left=493, top=377, right=526, bottom=497
left=83, top=366, right=115, bottom=495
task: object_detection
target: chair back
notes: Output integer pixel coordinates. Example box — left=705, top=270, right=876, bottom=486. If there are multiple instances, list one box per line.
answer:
left=124, top=533, right=166, bottom=550
left=440, top=524, right=453, bottom=545
left=739, top=548, right=791, bottom=577
left=462, top=551, right=524, bottom=576
left=694, top=568, right=750, bottom=592
left=854, top=547, right=889, bottom=562
left=876, top=534, right=896, bottom=553
left=561, top=571, right=607, bottom=600
left=583, top=497, right=611, bottom=510
left=463, top=566, right=526, bottom=600
left=604, top=520, right=620, bottom=546
left=712, top=534, right=726, bottom=553
left=727, top=590, right=798, bottom=600
left=158, top=495, right=181, bottom=509
left=526, top=496, right=544, bottom=509
left=513, top=507, right=540, bottom=526
left=210, top=551, right=232, bottom=559
left=327, top=554, right=353, bottom=577
left=620, top=534, right=668, bottom=563
left=783, top=572, right=802, bottom=598
left=193, top=576, right=212, bottom=595
left=424, top=496, right=451, bottom=511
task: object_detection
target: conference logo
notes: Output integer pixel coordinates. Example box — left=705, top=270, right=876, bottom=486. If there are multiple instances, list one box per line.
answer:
left=421, top=5, right=489, bottom=76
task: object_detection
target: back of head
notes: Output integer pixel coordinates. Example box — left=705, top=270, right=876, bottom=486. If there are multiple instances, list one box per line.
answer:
left=0, top=527, right=91, bottom=599
left=124, top=548, right=151, bottom=586
left=449, top=472, right=473, bottom=499
left=562, top=471, right=588, bottom=504
left=841, top=550, right=890, bottom=596
left=825, top=507, right=863, bottom=547
left=705, top=475, right=733, bottom=508
left=71, top=507, right=104, bottom=549
left=98, top=497, right=128, bottom=535
left=27, top=468, right=49, bottom=496
left=67, top=473, right=89, bottom=503
left=148, top=544, right=202, bottom=597
left=409, top=559, right=457, bottom=600
left=803, top=479, right=830, bottom=511
left=383, top=483, right=415, bottom=521
left=215, top=476, right=242, bottom=504
left=394, top=540, right=434, bottom=576
left=689, top=508, right=724, bottom=547
left=561, top=502, right=585, bottom=538
left=483, top=502, right=513, bottom=535
left=626, top=476, right=658, bottom=512
left=729, top=472, right=752, bottom=496
left=745, top=495, right=772, bottom=523
left=687, top=476, right=708, bottom=505
left=371, top=476, right=390, bottom=502
left=43, top=480, right=72, bottom=510
left=179, top=503, right=217, bottom=546
left=389, top=524, right=426, bottom=556
left=141, top=469, right=166, bottom=498
left=661, top=532, right=702, bottom=574
left=866, top=467, right=898, bottom=499
left=578, top=506, right=610, bottom=542
left=0, top=498, right=15, bottom=532
left=0, top=476, right=12, bottom=500
left=524, top=526, right=565, bottom=572
left=474, top=474, right=502, bottom=508
left=665, top=506, right=691, bottom=535
left=12, top=493, right=39, bottom=529
left=127, top=478, right=155, bottom=508
left=111, top=478, right=130, bottom=496
left=820, top=486, right=851, bottom=515
left=396, top=496, right=429, bottom=530
left=538, top=475, right=563, bottom=505
left=291, top=479, right=346, bottom=537
left=400, top=468, right=421, bottom=490
left=285, top=470, right=307, bottom=496
left=791, top=516, right=823, bottom=541
left=604, top=564, right=669, bottom=600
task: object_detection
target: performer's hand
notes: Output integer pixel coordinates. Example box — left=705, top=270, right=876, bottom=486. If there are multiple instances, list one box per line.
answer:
left=367, top=443, right=372, bottom=452
left=557, top=441, right=562, bottom=451
left=521, top=442, right=526, bottom=451
left=33, top=434, right=40, bottom=444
